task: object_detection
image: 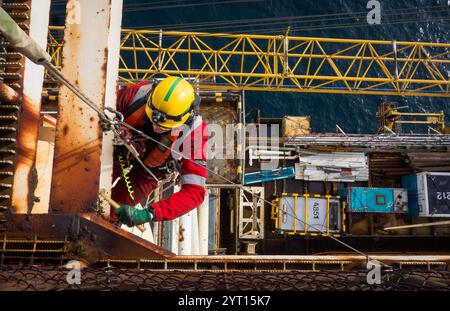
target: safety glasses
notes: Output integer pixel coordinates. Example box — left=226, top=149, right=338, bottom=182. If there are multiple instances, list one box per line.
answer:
left=146, top=93, right=200, bottom=125
left=151, top=122, right=172, bottom=134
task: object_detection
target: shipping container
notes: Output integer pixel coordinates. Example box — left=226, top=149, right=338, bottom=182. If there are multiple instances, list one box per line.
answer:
left=340, top=187, right=408, bottom=213
left=402, top=172, right=450, bottom=217
left=272, top=193, right=343, bottom=236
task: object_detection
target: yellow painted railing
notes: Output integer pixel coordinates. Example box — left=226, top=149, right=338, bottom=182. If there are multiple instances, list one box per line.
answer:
left=47, top=26, right=450, bottom=97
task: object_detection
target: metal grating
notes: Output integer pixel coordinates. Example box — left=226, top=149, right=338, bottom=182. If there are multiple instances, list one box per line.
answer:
left=0, top=235, right=68, bottom=266
left=0, top=266, right=449, bottom=291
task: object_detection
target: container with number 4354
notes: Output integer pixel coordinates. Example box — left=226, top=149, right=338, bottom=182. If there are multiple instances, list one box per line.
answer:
left=402, top=172, right=450, bottom=217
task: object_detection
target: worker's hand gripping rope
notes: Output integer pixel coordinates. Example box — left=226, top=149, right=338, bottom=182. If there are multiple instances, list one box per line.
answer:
left=114, top=205, right=154, bottom=227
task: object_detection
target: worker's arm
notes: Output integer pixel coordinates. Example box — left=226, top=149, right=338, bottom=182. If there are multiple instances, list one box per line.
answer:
left=150, top=120, right=208, bottom=221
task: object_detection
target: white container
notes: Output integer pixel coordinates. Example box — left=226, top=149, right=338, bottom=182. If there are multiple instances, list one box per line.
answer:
left=402, top=172, right=450, bottom=217
left=277, top=194, right=341, bottom=234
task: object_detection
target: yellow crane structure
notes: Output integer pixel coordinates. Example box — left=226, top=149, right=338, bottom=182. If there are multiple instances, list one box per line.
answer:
left=377, top=102, right=448, bottom=134
left=46, top=26, right=450, bottom=97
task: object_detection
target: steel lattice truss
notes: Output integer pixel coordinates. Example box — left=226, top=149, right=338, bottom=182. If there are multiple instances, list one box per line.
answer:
left=47, top=27, right=450, bottom=97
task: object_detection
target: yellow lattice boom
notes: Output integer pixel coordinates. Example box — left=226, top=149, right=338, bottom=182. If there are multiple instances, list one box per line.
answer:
left=47, top=26, right=450, bottom=97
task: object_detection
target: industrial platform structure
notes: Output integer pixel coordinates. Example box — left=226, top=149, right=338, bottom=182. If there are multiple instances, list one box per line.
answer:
left=0, top=0, right=449, bottom=291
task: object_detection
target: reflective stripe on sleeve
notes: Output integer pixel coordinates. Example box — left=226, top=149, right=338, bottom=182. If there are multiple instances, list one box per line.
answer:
left=181, top=174, right=206, bottom=187
left=194, top=160, right=207, bottom=167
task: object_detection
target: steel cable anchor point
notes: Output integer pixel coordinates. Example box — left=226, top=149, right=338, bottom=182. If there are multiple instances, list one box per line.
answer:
left=100, top=107, right=124, bottom=131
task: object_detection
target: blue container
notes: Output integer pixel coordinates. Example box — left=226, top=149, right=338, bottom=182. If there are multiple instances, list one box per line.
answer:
left=244, top=166, right=295, bottom=185
left=341, top=187, right=408, bottom=213
left=401, top=174, right=420, bottom=216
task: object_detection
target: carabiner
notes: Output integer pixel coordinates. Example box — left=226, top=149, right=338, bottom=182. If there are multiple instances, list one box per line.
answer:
left=105, top=107, right=124, bottom=123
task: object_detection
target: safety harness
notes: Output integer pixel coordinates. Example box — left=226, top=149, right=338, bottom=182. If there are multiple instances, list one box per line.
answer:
left=115, top=83, right=197, bottom=202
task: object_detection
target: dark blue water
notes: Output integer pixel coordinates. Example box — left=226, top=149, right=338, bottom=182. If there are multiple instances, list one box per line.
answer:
left=51, top=0, right=450, bottom=133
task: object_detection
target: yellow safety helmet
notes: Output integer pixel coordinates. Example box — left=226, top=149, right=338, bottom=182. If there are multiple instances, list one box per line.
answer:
left=145, top=76, right=197, bottom=129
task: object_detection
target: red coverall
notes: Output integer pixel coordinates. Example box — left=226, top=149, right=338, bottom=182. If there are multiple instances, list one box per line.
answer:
left=110, top=82, right=208, bottom=222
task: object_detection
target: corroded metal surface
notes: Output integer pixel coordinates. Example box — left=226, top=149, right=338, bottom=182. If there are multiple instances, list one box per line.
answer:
left=78, top=213, right=175, bottom=259
left=49, top=0, right=122, bottom=213
left=0, top=1, right=32, bottom=229
left=0, top=81, right=20, bottom=103
left=11, top=94, right=42, bottom=213
left=3, top=213, right=175, bottom=260
left=7, top=0, right=51, bottom=214
left=6, top=213, right=83, bottom=238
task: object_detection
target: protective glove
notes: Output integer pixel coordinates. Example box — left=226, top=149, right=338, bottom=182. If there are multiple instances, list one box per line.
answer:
left=114, top=205, right=153, bottom=227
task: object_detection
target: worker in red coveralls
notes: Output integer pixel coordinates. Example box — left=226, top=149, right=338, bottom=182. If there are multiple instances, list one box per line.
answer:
left=111, top=76, right=208, bottom=227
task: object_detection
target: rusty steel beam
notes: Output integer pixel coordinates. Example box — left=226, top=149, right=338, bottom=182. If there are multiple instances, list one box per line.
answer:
left=99, top=0, right=123, bottom=219
left=9, top=0, right=51, bottom=214
left=49, top=0, right=123, bottom=213
left=6, top=213, right=175, bottom=259
left=79, top=213, right=174, bottom=259
left=0, top=81, right=20, bottom=103
left=6, top=213, right=83, bottom=238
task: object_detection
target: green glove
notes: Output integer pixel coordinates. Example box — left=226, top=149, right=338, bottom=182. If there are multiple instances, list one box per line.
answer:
left=114, top=205, right=153, bottom=227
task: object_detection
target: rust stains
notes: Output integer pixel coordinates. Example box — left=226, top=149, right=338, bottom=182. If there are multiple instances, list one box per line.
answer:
left=0, top=81, right=20, bottom=103
left=11, top=94, right=41, bottom=213
left=49, top=0, right=122, bottom=214
left=101, top=48, right=108, bottom=81
left=79, top=213, right=175, bottom=259
left=179, top=225, right=185, bottom=242
left=62, top=125, right=69, bottom=136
